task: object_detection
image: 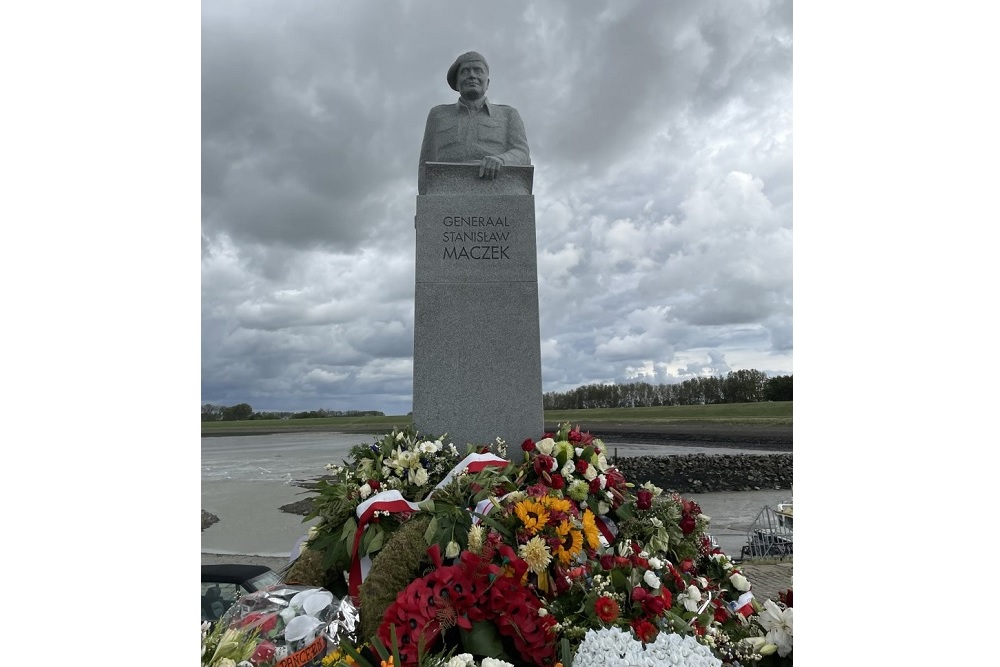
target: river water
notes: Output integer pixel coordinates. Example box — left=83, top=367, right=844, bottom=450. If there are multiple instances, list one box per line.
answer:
left=202, top=432, right=791, bottom=559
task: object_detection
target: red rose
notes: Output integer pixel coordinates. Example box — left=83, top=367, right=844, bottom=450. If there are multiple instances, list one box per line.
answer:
left=588, top=477, right=603, bottom=494
left=636, top=488, right=652, bottom=510
left=368, top=479, right=381, bottom=490
left=599, top=555, right=616, bottom=570
left=779, top=588, right=793, bottom=607
left=594, top=595, right=620, bottom=623
left=521, top=438, right=536, bottom=452
left=680, top=514, right=697, bottom=536
left=679, top=558, right=695, bottom=573
left=642, top=595, right=664, bottom=615
left=568, top=429, right=583, bottom=443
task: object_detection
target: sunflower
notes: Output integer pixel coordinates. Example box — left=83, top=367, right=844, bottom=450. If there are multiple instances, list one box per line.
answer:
left=553, top=519, right=583, bottom=565
left=581, top=509, right=601, bottom=550
left=514, top=498, right=551, bottom=535
left=518, top=535, right=553, bottom=574
left=542, top=495, right=572, bottom=514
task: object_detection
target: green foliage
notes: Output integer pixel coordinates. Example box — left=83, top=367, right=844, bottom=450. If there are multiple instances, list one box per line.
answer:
left=358, top=514, right=432, bottom=643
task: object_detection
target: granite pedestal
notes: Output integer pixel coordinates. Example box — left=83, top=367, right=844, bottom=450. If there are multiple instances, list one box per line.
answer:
left=412, top=162, right=542, bottom=459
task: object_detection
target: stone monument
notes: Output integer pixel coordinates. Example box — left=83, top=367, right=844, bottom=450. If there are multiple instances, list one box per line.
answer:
left=412, top=52, right=542, bottom=458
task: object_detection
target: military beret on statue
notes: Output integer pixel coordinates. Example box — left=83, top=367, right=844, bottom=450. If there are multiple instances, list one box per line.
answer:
left=447, top=51, right=489, bottom=90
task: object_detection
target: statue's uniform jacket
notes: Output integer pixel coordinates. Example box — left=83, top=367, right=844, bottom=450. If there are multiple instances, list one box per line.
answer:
left=418, top=97, right=530, bottom=194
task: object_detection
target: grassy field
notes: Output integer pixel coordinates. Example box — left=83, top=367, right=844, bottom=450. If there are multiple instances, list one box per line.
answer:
left=201, top=402, right=792, bottom=435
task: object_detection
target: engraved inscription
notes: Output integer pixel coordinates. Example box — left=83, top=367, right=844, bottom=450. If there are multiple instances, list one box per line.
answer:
left=442, top=215, right=512, bottom=260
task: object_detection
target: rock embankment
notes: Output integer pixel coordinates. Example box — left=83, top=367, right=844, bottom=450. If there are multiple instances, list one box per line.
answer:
left=614, top=453, right=792, bottom=494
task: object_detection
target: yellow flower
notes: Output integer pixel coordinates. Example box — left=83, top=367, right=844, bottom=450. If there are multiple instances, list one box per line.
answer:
left=553, top=520, right=583, bottom=565
left=514, top=499, right=550, bottom=535
left=542, top=495, right=571, bottom=514
left=582, top=509, right=601, bottom=550
left=518, top=535, right=553, bottom=574
left=381, top=657, right=395, bottom=667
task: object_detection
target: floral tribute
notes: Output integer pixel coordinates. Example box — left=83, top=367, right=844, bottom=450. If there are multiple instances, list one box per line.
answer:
left=287, top=423, right=792, bottom=667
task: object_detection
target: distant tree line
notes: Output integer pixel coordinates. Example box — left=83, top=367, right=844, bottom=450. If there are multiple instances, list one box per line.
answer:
left=542, top=370, right=792, bottom=409
left=201, top=404, right=385, bottom=422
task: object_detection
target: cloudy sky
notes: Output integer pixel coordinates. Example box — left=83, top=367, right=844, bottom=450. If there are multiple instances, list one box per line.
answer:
left=201, top=0, right=793, bottom=415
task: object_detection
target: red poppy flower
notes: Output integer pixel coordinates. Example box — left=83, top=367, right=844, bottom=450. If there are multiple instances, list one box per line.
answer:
left=595, top=595, right=620, bottom=623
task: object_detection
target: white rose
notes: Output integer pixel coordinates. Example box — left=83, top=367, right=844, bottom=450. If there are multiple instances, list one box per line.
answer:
left=445, top=540, right=461, bottom=558
left=648, top=556, right=663, bottom=570
left=561, top=460, right=576, bottom=477
left=535, top=437, right=555, bottom=455
left=413, top=467, right=429, bottom=486
left=643, top=569, right=661, bottom=589
left=583, top=464, right=598, bottom=481
left=681, top=585, right=702, bottom=612
left=598, top=501, right=610, bottom=514
left=595, top=453, right=610, bottom=472
left=729, top=572, right=751, bottom=592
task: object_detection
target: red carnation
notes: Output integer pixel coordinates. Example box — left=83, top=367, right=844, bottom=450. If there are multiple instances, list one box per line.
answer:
left=636, top=488, right=653, bottom=510
left=521, top=438, right=536, bottom=452
left=549, top=473, right=565, bottom=489
left=641, top=594, right=665, bottom=616
left=568, top=429, right=584, bottom=443
left=588, top=477, right=603, bottom=494
left=575, top=459, right=590, bottom=475
left=595, top=595, right=620, bottom=623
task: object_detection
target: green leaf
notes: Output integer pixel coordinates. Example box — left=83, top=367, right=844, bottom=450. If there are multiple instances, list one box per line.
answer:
left=417, top=498, right=436, bottom=512
left=469, top=512, right=513, bottom=540
left=459, top=620, right=507, bottom=658
left=366, top=528, right=385, bottom=555
left=424, top=516, right=439, bottom=545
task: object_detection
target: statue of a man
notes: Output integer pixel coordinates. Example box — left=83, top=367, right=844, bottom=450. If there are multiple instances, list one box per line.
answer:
left=418, top=51, right=531, bottom=194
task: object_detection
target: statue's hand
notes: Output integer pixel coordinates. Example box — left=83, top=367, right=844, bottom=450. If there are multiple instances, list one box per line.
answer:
left=478, top=155, right=504, bottom=179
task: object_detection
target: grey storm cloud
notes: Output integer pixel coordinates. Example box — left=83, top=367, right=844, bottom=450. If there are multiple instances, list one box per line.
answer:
left=202, top=0, right=793, bottom=414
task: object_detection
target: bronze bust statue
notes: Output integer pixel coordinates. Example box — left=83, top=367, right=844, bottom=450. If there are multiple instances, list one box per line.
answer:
left=418, top=51, right=531, bottom=194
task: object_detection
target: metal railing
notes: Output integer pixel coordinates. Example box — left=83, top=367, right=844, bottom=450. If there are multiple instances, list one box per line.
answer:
left=739, top=505, right=793, bottom=560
